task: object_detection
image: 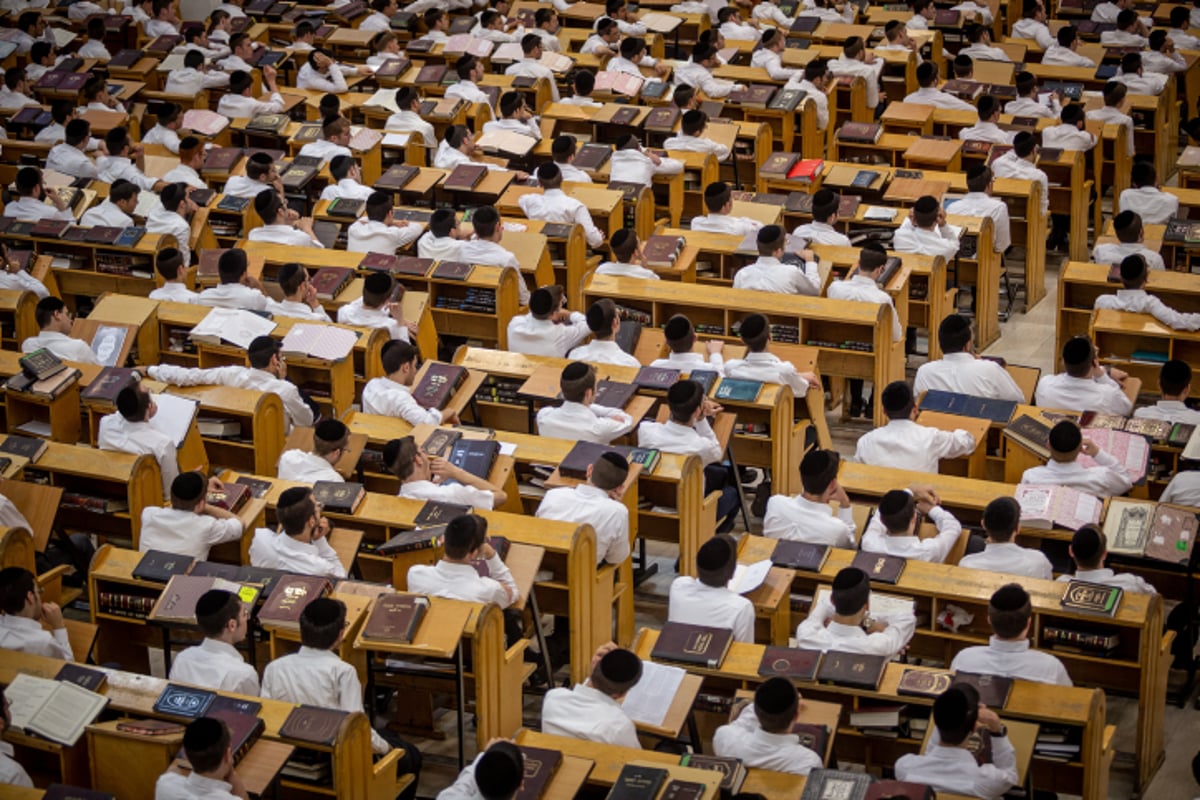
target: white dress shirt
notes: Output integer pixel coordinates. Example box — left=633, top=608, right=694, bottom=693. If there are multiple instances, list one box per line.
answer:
left=732, top=256, right=820, bottom=295
left=248, top=223, right=323, bottom=248
left=649, top=350, right=724, bottom=374
left=860, top=505, right=964, bottom=563
left=596, top=261, right=658, bottom=279
left=609, top=149, right=684, bottom=187
left=384, top=110, right=437, bottom=147
left=0, top=263, right=45, bottom=298
left=1172, top=27, right=1200, bottom=49
left=337, top=299, right=409, bottom=342
left=790, top=78, right=829, bottom=129
left=558, top=162, right=595, bottom=182
left=169, top=637, right=260, bottom=696
left=751, top=48, right=801, bottom=81
left=893, top=217, right=962, bottom=260
left=568, top=339, right=641, bottom=368
left=78, top=40, right=113, bottom=60
left=248, top=528, right=346, bottom=578
left=417, top=233, right=463, bottom=262
left=1133, top=400, right=1200, bottom=425
left=1087, top=105, right=1135, bottom=155
left=96, top=155, right=157, bottom=190
left=638, top=418, right=723, bottom=465
left=445, top=80, right=493, bottom=107
left=506, top=311, right=590, bottom=357
left=21, top=331, right=98, bottom=364
left=668, top=577, right=755, bottom=642
left=827, top=274, right=903, bottom=341
left=792, top=221, right=851, bottom=247
left=359, top=10, right=391, bottom=31
left=80, top=200, right=134, bottom=229
left=949, top=192, right=1011, bottom=252
left=1095, top=289, right=1200, bottom=330
left=519, top=189, right=604, bottom=247
left=1040, top=124, right=1096, bottom=153
left=1035, top=371, right=1133, bottom=415
left=1093, top=242, right=1165, bottom=270
left=990, top=151, right=1050, bottom=214
left=557, top=96, right=603, bottom=109
left=407, top=557, right=517, bottom=608
left=959, top=120, right=1016, bottom=144
left=691, top=213, right=763, bottom=236
left=958, top=541, right=1054, bottom=580
left=482, top=117, right=542, bottom=141
left=537, top=400, right=635, bottom=444
left=265, top=299, right=331, bottom=322
left=319, top=178, right=374, bottom=203
left=753, top=1, right=794, bottom=26
left=795, top=596, right=916, bottom=657
left=144, top=18, right=179, bottom=37
left=1114, top=71, right=1167, bottom=95
left=399, top=479, right=496, bottom=510
left=830, top=55, right=884, bottom=107
left=361, top=378, right=441, bottom=425
left=261, top=646, right=388, bottom=754
left=139, top=506, right=243, bottom=561
left=1119, top=186, right=1179, bottom=225
left=222, top=175, right=273, bottom=199
left=1043, top=44, right=1095, bottom=67
left=155, top=771, right=241, bottom=800
left=723, top=351, right=811, bottom=396
left=47, top=144, right=98, bottom=180
left=1057, top=566, right=1156, bottom=594
left=895, top=733, right=1017, bottom=800
left=663, top=132, right=731, bottom=161
left=1012, top=17, right=1054, bottom=48
left=164, top=67, right=230, bottom=95
left=297, top=139, right=352, bottom=166
left=903, top=86, right=976, bottom=111
left=296, top=62, right=348, bottom=93
left=147, top=207, right=193, bottom=266
left=505, top=59, right=560, bottom=100
left=37, top=123, right=102, bottom=147
left=1005, top=95, right=1060, bottom=119
left=1100, top=29, right=1148, bottom=47
left=913, top=352, right=1024, bottom=401
left=148, top=364, right=312, bottom=431
left=720, top=19, right=761, bottom=39
left=713, top=705, right=824, bottom=775
left=673, top=60, right=738, bottom=97
left=162, top=164, right=206, bottom=190
left=541, top=683, right=640, bottom=747
left=277, top=449, right=342, bottom=484
left=764, top=494, right=856, bottom=547
left=0, top=88, right=36, bottom=108
left=217, top=91, right=286, bottom=119
left=0, top=741, right=32, bottom=787
left=950, top=635, right=1071, bottom=685
left=1020, top=451, right=1132, bottom=496
left=98, top=414, right=179, bottom=497
left=457, top=237, right=522, bottom=273
left=537, top=484, right=630, bottom=565
left=0, top=614, right=73, bottom=660
left=960, top=43, right=1011, bottom=61
left=1158, top=471, right=1200, bottom=507
left=3, top=197, right=74, bottom=223
left=196, top=283, right=268, bottom=311
left=346, top=218, right=420, bottom=253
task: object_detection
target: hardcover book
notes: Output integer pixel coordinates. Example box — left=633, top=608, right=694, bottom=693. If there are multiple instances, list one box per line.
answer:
left=768, top=87, right=807, bottom=112
left=758, top=152, right=800, bottom=179
left=431, top=261, right=474, bottom=281
left=757, top=646, right=822, bottom=680
left=258, top=575, right=332, bottom=630
left=153, top=684, right=216, bottom=719
left=606, top=764, right=669, bottom=800
left=838, top=122, right=882, bottom=144
left=19, top=348, right=65, bottom=382
left=644, top=106, right=681, bottom=133
left=678, top=754, right=745, bottom=793
left=1103, top=497, right=1155, bottom=556
left=1060, top=580, right=1123, bottom=617
left=326, top=198, right=364, bottom=219
left=413, top=363, right=468, bottom=409
left=714, top=378, right=762, bottom=402
left=311, top=480, right=365, bottom=513
left=816, top=651, right=887, bottom=690
left=919, top=390, right=1018, bottom=424
left=149, top=575, right=225, bottom=623
left=202, top=146, right=242, bottom=173
left=640, top=235, right=685, bottom=268
left=593, top=380, right=638, bottom=410
left=54, top=663, right=107, bottom=692
left=208, top=710, right=265, bottom=763
left=650, top=622, right=734, bottom=669
left=865, top=781, right=935, bottom=799
left=1145, top=503, right=1199, bottom=564
left=896, top=668, right=953, bottom=698
left=850, top=550, right=906, bottom=584
left=210, top=695, right=263, bottom=719
left=245, top=113, right=289, bottom=133
left=361, top=593, right=430, bottom=642
left=633, top=366, right=681, bottom=390
left=206, top=482, right=250, bottom=513
left=310, top=267, right=354, bottom=301
left=376, top=164, right=420, bottom=192
left=800, top=769, right=872, bottom=800
left=1015, top=484, right=1102, bottom=530
left=216, top=195, right=251, bottom=212
left=448, top=438, right=500, bottom=479
left=851, top=170, right=881, bottom=189
left=515, top=745, right=563, bottom=800
left=573, top=143, right=613, bottom=171
left=1002, top=413, right=1052, bottom=459
left=952, top=671, right=1013, bottom=708
left=132, top=550, right=194, bottom=583
left=115, top=719, right=185, bottom=736
left=376, top=525, right=447, bottom=555
left=660, top=780, right=706, bottom=800
left=771, top=540, right=830, bottom=572
left=235, top=476, right=273, bottom=498
left=397, top=256, right=438, bottom=276
left=687, top=370, right=719, bottom=395
left=422, top=429, right=463, bottom=458
left=558, top=440, right=622, bottom=481
left=444, top=163, right=488, bottom=191
left=279, top=705, right=349, bottom=745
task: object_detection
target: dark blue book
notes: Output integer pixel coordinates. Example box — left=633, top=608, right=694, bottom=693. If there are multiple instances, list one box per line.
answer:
left=153, top=684, right=216, bottom=718
left=920, top=390, right=1017, bottom=424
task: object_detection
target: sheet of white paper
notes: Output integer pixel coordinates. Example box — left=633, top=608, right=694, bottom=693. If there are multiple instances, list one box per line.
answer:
left=620, top=660, right=685, bottom=727
left=382, top=132, right=411, bottom=147
left=26, top=680, right=107, bottom=746
left=497, top=441, right=517, bottom=456
left=150, top=393, right=200, bottom=447
left=814, top=585, right=915, bottom=618
left=5, top=673, right=55, bottom=731
left=728, top=559, right=772, bottom=594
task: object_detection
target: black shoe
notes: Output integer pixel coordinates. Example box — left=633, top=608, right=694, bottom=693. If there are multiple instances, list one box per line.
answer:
left=738, top=466, right=760, bottom=485
left=751, top=481, right=771, bottom=517
left=849, top=398, right=864, bottom=418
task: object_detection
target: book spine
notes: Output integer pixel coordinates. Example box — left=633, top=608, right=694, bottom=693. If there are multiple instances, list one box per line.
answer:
left=1043, top=626, right=1119, bottom=652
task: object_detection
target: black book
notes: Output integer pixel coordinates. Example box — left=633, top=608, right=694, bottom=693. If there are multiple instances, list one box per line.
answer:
left=413, top=500, right=470, bottom=525
left=815, top=651, right=887, bottom=690
left=448, top=439, right=500, bottom=480
left=153, top=684, right=216, bottom=718
left=132, top=550, right=195, bottom=583
left=771, top=540, right=830, bottom=571
left=688, top=369, right=719, bottom=394
left=0, top=435, right=47, bottom=464
left=615, top=319, right=641, bottom=354
left=919, top=389, right=1018, bottom=424
left=55, top=663, right=107, bottom=692
left=606, top=764, right=669, bottom=800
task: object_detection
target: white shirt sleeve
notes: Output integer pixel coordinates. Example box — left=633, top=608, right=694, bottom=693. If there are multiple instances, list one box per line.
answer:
left=923, top=506, right=963, bottom=563
left=1091, top=449, right=1134, bottom=495
left=484, top=553, right=518, bottom=607
left=693, top=417, right=726, bottom=466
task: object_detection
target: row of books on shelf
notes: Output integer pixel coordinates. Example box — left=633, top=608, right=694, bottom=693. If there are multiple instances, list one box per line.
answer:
left=359, top=252, right=478, bottom=282
left=433, top=289, right=497, bottom=314
left=0, top=217, right=147, bottom=248
left=475, top=375, right=524, bottom=406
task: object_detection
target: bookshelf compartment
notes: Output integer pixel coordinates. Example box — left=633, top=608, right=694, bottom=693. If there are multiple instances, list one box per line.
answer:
left=655, top=304, right=725, bottom=337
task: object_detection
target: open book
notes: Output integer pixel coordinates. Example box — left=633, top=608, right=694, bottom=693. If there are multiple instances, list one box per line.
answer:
left=619, top=660, right=686, bottom=727
left=190, top=308, right=277, bottom=349
left=150, top=393, right=200, bottom=446
left=727, top=559, right=772, bottom=594
left=1015, top=483, right=1102, bottom=530
left=280, top=323, right=359, bottom=361
left=181, top=109, right=230, bottom=137
left=6, top=673, right=108, bottom=746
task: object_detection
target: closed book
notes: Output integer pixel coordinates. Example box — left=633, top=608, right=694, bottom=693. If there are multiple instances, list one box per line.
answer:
left=326, top=198, right=365, bottom=219
left=611, top=320, right=642, bottom=356
left=952, top=671, right=1013, bottom=708
left=312, top=480, right=365, bottom=514
left=415, top=497, right=471, bottom=526
left=789, top=158, right=825, bottom=182
left=0, top=433, right=48, bottom=463
left=633, top=366, right=681, bottom=390
left=573, top=143, right=613, bottom=171
left=115, top=719, right=185, bottom=736
left=281, top=163, right=319, bottom=191
left=258, top=575, right=332, bottom=629
left=865, top=780, right=934, bottom=800
left=153, top=684, right=216, bottom=718
left=787, top=191, right=814, bottom=213
left=422, top=429, right=463, bottom=458
left=816, top=651, right=887, bottom=690
left=793, top=722, right=829, bottom=759
left=800, top=769, right=872, bottom=800
left=413, top=363, right=468, bottom=409
left=208, top=709, right=264, bottom=763
left=150, top=575, right=220, bottom=623
left=202, top=146, right=243, bottom=173
left=759, top=152, right=800, bottom=178
left=415, top=63, right=448, bottom=84
left=896, top=668, right=953, bottom=698
left=1042, top=625, right=1119, bottom=654
left=678, top=754, right=745, bottom=793
left=358, top=252, right=401, bottom=274
left=714, top=378, right=762, bottom=402
left=593, top=380, right=637, bottom=410
left=293, top=123, right=322, bottom=143
left=770, top=540, right=829, bottom=571
left=851, top=170, right=880, bottom=189
left=651, top=621, right=734, bottom=669
left=32, top=219, right=71, bottom=237
left=1059, top=579, right=1122, bottom=617
left=115, top=226, right=147, bottom=248
left=627, top=447, right=660, bottom=473
left=1003, top=413, right=1052, bottom=458
left=43, top=785, right=115, bottom=800
left=757, top=646, right=822, bottom=680
left=376, top=164, right=420, bottom=191
left=55, top=663, right=107, bottom=692
left=850, top=550, right=905, bottom=584
left=1123, top=417, right=1171, bottom=441
left=132, top=550, right=194, bottom=583
left=431, top=261, right=474, bottom=281
left=942, top=79, right=983, bottom=100
left=109, top=48, right=143, bottom=68
left=660, top=780, right=706, bottom=800
left=1169, top=423, right=1196, bottom=448
left=361, top=592, right=430, bottom=642
left=934, top=8, right=960, bottom=24
left=768, top=87, right=806, bottom=112
left=838, top=122, right=882, bottom=144
left=310, top=267, right=353, bottom=300
left=246, top=113, right=289, bottom=133
left=607, top=106, right=640, bottom=126
left=688, top=370, right=719, bottom=395
left=375, top=57, right=410, bottom=77
left=559, top=440, right=619, bottom=481
left=644, top=106, right=681, bottom=133
left=790, top=14, right=822, bottom=31
left=279, top=705, right=349, bottom=745
left=606, top=764, right=669, bottom=800
left=377, top=525, right=446, bottom=555
left=919, top=389, right=1017, bottom=424
left=206, top=482, right=250, bottom=513
left=19, top=348, right=66, bottom=381
left=642, top=235, right=685, bottom=268
left=391, top=256, right=434, bottom=276
left=217, top=195, right=251, bottom=212
left=727, top=83, right=776, bottom=108
left=444, top=163, right=488, bottom=191
left=187, top=561, right=241, bottom=581
left=514, top=745, right=563, bottom=800
left=1145, top=504, right=1198, bottom=564
left=448, top=438, right=500, bottom=479
left=235, top=476, right=273, bottom=499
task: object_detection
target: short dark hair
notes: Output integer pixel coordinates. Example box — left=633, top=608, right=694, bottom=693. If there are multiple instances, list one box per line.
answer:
left=1103, top=80, right=1127, bottom=107
left=161, top=182, right=188, bottom=214
left=184, top=49, right=205, bottom=69
left=800, top=449, right=840, bottom=495
left=472, top=205, right=501, bottom=239
left=667, top=378, right=704, bottom=423
left=329, top=155, right=354, bottom=181
left=499, top=90, right=524, bottom=118
left=1160, top=359, right=1192, bottom=396
left=247, top=332, right=279, bottom=371
left=156, top=246, right=183, bottom=280
left=878, top=489, right=916, bottom=533
left=106, top=126, right=130, bottom=156
left=917, top=60, right=938, bottom=87
left=585, top=298, right=618, bottom=336
left=1062, top=335, right=1095, bottom=377
left=1061, top=103, right=1084, bottom=126
left=383, top=436, right=419, bottom=481
left=681, top=109, right=707, bottom=136
left=1058, top=24, right=1078, bottom=47
left=276, top=262, right=309, bottom=297
left=812, top=188, right=839, bottom=223
left=380, top=339, right=418, bottom=375
left=982, top=496, right=1020, bottom=542
left=937, top=313, right=972, bottom=354
left=913, top=195, right=940, bottom=228
left=572, top=70, right=595, bottom=96
left=1131, top=160, right=1156, bottom=189
left=754, top=677, right=799, bottom=733
left=299, top=596, right=346, bottom=650
left=0, top=566, right=34, bottom=615
left=933, top=683, right=980, bottom=746
left=365, top=190, right=392, bottom=223
left=443, top=513, right=485, bottom=559
left=1119, top=254, right=1147, bottom=288
left=804, top=58, right=829, bottom=83
left=756, top=224, right=785, bottom=256
left=977, top=94, right=999, bottom=120
left=65, top=118, right=91, bottom=147
left=246, top=152, right=273, bottom=180
left=35, top=296, right=67, bottom=329
left=429, top=208, right=457, bottom=238
left=117, top=384, right=151, bottom=422
left=966, top=164, right=992, bottom=194
left=455, top=54, right=479, bottom=80
left=988, top=583, right=1032, bottom=639
left=609, top=228, right=637, bottom=261
left=277, top=486, right=317, bottom=536
left=1121, top=52, right=1142, bottom=74
left=218, top=248, right=249, bottom=284
left=363, top=271, right=396, bottom=308
left=880, top=380, right=914, bottom=420
left=1071, top=524, right=1106, bottom=568
left=1013, top=130, right=1036, bottom=158
left=196, top=589, right=242, bottom=637
left=183, top=717, right=231, bottom=774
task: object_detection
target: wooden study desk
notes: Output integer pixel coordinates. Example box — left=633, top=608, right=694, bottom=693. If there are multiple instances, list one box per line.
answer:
left=1090, top=308, right=1197, bottom=398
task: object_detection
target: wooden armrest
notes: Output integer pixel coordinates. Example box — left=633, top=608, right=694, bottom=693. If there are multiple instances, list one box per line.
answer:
left=1102, top=724, right=1116, bottom=754
left=36, top=564, right=71, bottom=604
left=1161, top=630, right=1176, bottom=656
left=504, top=637, right=530, bottom=663
left=372, top=747, right=404, bottom=780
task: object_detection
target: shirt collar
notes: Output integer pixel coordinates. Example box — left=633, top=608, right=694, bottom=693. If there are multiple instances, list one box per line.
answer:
left=200, top=637, right=243, bottom=658
left=988, top=635, right=1030, bottom=652
left=298, top=645, right=337, bottom=660
left=0, top=614, right=39, bottom=631
left=849, top=274, right=877, bottom=285
left=1074, top=568, right=1115, bottom=581
left=826, top=621, right=866, bottom=638
left=436, top=560, right=483, bottom=577
left=574, top=483, right=610, bottom=501
left=575, top=682, right=623, bottom=708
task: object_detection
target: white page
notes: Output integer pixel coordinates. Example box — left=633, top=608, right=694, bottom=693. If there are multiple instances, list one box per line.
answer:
left=814, top=585, right=915, bottom=618
left=27, top=680, right=107, bottom=746
left=364, top=88, right=401, bottom=114
left=149, top=393, right=199, bottom=447
left=382, top=132, right=411, bottom=147
left=620, top=660, right=685, bottom=727
left=5, top=673, right=56, bottom=731
left=497, top=441, right=517, bottom=456
left=191, top=308, right=277, bottom=349
left=727, top=559, right=772, bottom=594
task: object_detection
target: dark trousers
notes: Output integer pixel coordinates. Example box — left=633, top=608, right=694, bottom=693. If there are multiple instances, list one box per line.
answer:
left=704, top=463, right=739, bottom=530
left=375, top=728, right=422, bottom=800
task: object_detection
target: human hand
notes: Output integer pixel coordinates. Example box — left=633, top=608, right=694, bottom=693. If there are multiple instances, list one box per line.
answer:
left=1080, top=438, right=1099, bottom=457
left=701, top=397, right=723, bottom=417
left=1110, top=366, right=1128, bottom=383
left=798, top=248, right=816, bottom=262
left=591, top=641, right=619, bottom=669
left=242, top=274, right=263, bottom=291
left=314, top=516, right=331, bottom=540
left=799, top=371, right=820, bottom=388
left=295, top=217, right=315, bottom=234
left=41, top=601, right=65, bottom=630
left=207, top=475, right=225, bottom=494
left=976, top=705, right=1003, bottom=734
left=705, top=339, right=724, bottom=355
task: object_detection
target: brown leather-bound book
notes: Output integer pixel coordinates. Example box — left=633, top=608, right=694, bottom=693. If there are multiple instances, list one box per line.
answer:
left=558, top=440, right=620, bottom=480
left=641, top=235, right=685, bottom=268
left=258, top=575, right=332, bottom=630
left=865, top=780, right=935, bottom=799
left=837, top=122, right=882, bottom=144
left=202, top=147, right=243, bottom=174
left=593, top=380, right=637, bottom=410
left=1145, top=504, right=1198, bottom=564
left=952, top=671, right=1013, bottom=709
left=607, top=764, right=669, bottom=800
left=208, top=710, right=265, bottom=764
left=310, top=267, right=353, bottom=301
left=514, top=745, right=563, bottom=800
left=609, top=106, right=641, bottom=126
left=660, top=780, right=706, bottom=800
left=326, top=198, right=365, bottom=219
left=80, top=367, right=141, bottom=404
left=444, top=163, right=488, bottom=191
left=839, top=194, right=861, bottom=218
left=727, top=84, right=776, bottom=108
left=375, top=164, right=420, bottom=191
left=757, top=646, right=822, bottom=680
left=792, top=723, right=828, bottom=759
left=1059, top=579, right=1122, bottom=616
left=790, top=14, right=821, bottom=31
left=633, top=366, right=681, bottom=390
left=644, top=106, right=681, bottom=133
left=361, top=593, right=430, bottom=642
left=770, top=541, right=830, bottom=572
left=678, top=754, right=745, bottom=793
left=816, top=651, right=887, bottom=690
left=896, top=668, right=953, bottom=698
left=279, top=705, right=349, bottom=745
left=413, top=363, right=468, bottom=409
left=374, top=56, right=410, bottom=78
left=850, top=550, right=906, bottom=584
left=394, top=256, right=435, bottom=276
left=281, top=162, right=319, bottom=191
left=650, top=622, right=734, bottom=669
left=85, top=226, right=124, bottom=244
left=573, top=143, right=613, bottom=171
left=414, top=499, right=470, bottom=525
left=149, top=575, right=219, bottom=623
left=358, top=252, right=400, bottom=273
left=431, top=261, right=474, bottom=281
left=32, top=219, right=71, bottom=237
left=405, top=37, right=435, bottom=53
left=786, top=191, right=814, bottom=213
left=311, top=481, right=365, bottom=514
left=422, top=429, right=463, bottom=458
left=109, top=48, right=144, bottom=68
left=206, top=482, right=250, bottom=513
left=0, top=434, right=47, bottom=463
left=376, top=525, right=446, bottom=555
left=760, top=152, right=800, bottom=178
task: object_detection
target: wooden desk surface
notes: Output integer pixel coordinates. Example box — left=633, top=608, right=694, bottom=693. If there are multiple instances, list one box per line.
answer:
left=353, top=594, right=473, bottom=658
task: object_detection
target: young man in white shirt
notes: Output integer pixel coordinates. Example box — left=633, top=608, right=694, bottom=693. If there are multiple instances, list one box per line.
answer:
left=438, top=742, right=525, bottom=800
left=519, top=163, right=605, bottom=248
left=530, top=7, right=563, bottom=52
left=0, top=567, right=73, bottom=660
left=1044, top=25, right=1094, bottom=67
left=144, top=0, right=181, bottom=38
left=650, top=313, right=726, bottom=373
left=536, top=451, right=632, bottom=566
left=1035, top=335, right=1133, bottom=415
left=298, top=115, right=353, bottom=166
left=1020, top=420, right=1133, bottom=496
left=542, top=646, right=642, bottom=747
left=674, top=42, right=745, bottom=98
left=0, top=67, right=36, bottom=109
left=826, top=244, right=902, bottom=416
left=596, top=228, right=660, bottom=279
left=860, top=486, right=964, bottom=563
left=691, top=181, right=764, bottom=236
left=1005, top=71, right=1061, bottom=119
left=1058, top=525, right=1157, bottom=593
left=795, top=566, right=917, bottom=656
left=855, top=381, right=977, bottom=473
left=97, top=126, right=165, bottom=192
left=894, top=194, right=963, bottom=259
left=1135, top=360, right=1200, bottom=425
left=444, top=54, right=494, bottom=108
left=732, top=225, right=820, bottom=295
left=894, top=683, right=1018, bottom=800
left=664, top=109, right=731, bottom=161
left=0, top=244, right=48, bottom=299
left=537, top=361, right=636, bottom=443
left=1094, top=210, right=1165, bottom=271
left=360, top=0, right=396, bottom=31
left=907, top=0, right=936, bottom=30
left=248, top=188, right=324, bottom=248
left=915, top=313, right=1025, bottom=401
left=904, top=61, right=975, bottom=110
left=197, top=248, right=268, bottom=310
left=408, top=513, right=517, bottom=607
left=505, top=33, right=560, bottom=101
left=146, top=183, right=196, bottom=266
left=80, top=180, right=138, bottom=231
left=338, top=273, right=416, bottom=343
left=458, top=205, right=529, bottom=303
left=416, top=209, right=465, bottom=261
left=751, top=28, right=802, bottom=81
left=792, top=189, right=852, bottom=247
left=724, top=312, right=818, bottom=398
left=948, top=166, right=1013, bottom=254
left=78, top=17, right=112, bottom=60
left=952, top=583, right=1072, bottom=682
left=248, top=486, right=346, bottom=578
left=960, top=95, right=1015, bottom=144
left=277, top=419, right=347, bottom=484
left=483, top=90, right=543, bottom=142
left=1012, top=0, right=1054, bottom=48
left=319, top=156, right=374, bottom=203
left=1119, top=161, right=1179, bottom=224
left=216, top=67, right=285, bottom=119
left=830, top=36, right=884, bottom=109
left=788, top=59, right=833, bottom=130
left=1167, top=6, right=1200, bottom=50
left=958, top=496, right=1054, bottom=579
left=154, top=717, right=249, bottom=800
left=47, top=118, right=100, bottom=180
left=558, top=72, right=603, bottom=110
left=1086, top=81, right=1135, bottom=156
left=140, top=472, right=245, bottom=561
left=22, top=296, right=98, bottom=364
left=383, top=87, right=436, bottom=148
left=609, top=133, right=685, bottom=187
left=224, top=153, right=281, bottom=200
left=991, top=131, right=1050, bottom=215
left=99, top=382, right=179, bottom=497
left=296, top=49, right=369, bottom=94
left=1096, top=255, right=1200, bottom=330
left=568, top=299, right=642, bottom=367
left=507, top=285, right=590, bottom=357
left=3, top=167, right=75, bottom=224
left=385, top=435, right=508, bottom=509
left=581, top=17, right=621, bottom=56
left=668, top=534, right=755, bottom=642
left=362, top=339, right=456, bottom=425
left=265, top=263, right=331, bottom=322
left=161, top=137, right=207, bottom=190
left=713, top=679, right=823, bottom=776
left=434, top=124, right=511, bottom=174
left=1042, top=103, right=1096, bottom=152
left=717, top=6, right=761, bottom=40
left=1115, top=51, right=1168, bottom=95
left=168, top=588, right=259, bottom=695
left=165, top=48, right=231, bottom=95
left=764, top=448, right=856, bottom=546
left=1101, top=8, right=1148, bottom=47
left=346, top=191, right=420, bottom=253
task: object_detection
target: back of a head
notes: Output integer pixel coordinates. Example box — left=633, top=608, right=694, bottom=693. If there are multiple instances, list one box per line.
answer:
left=988, top=582, right=1032, bottom=639
left=184, top=48, right=205, bottom=69
left=982, top=495, right=1020, bottom=542
left=1149, top=28, right=1168, bottom=51
left=230, top=70, right=252, bottom=96
left=913, top=194, right=940, bottom=228
left=558, top=361, right=596, bottom=403
left=1160, top=358, right=1192, bottom=396
left=933, top=683, right=981, bottom=745
left=116, top=384, right=151, bottom=422
left=692, top=42, right=716, bottom=64
left=672, top=83, right=695, bottom=107
left=859, top=242, right=888, bottom=273
left=1013, top=130, right=1036, bottom=158
left=366, top=190, right=392, bottom=223
left=964, top=22, right=985, bottom=43
left=521, top=32, right=540, bottom=55
left=247, top=334, right=280, bottom=370
left=195, top=588, right=241, bottom=637
left=475, top=741, right=524, bottom=800
left=953, top=54, right=973, bottom=78
left=843, top=36, right=864, bottom=59
left=976, top=94, right=998, bottom=120
left=443, top=513, right=485, bottom=559
left=183, top=717, right=231, bottom=775
left=1119, top=253, right=1147, bottom=289
left=799, top=448, right=839, bottom=496
left=880, top=380, right=914, bottom=420
left=246, top=152, right=273, bottom=181
left=1048, top=419, right=1083, bottom=458
left=609, top=227, right=638, bottom=261
left=666, top=377, right=703, bottom=423
left=329, top=154, right=354, bottom=182
left=663, top=313, right=695, bottom=353
left=804, top=58, right=828, bottom=83
left=499, top=90, right=523, bottom=119
left=620, top=36, right=645, bottom=60
left=552, top=133, right=577, bottom=162
left=15, top=167, right=40, bottom=198
left=106, top=126, right=129, bottom=156
left=695, top=534, right=737, bottom=587
left=382, top=435, right=419, bottom=480
left=831, top=566, right=870, bottom=616
left=681, top=108, right=706, bottom=136
left=3, top=67, right=20, bottom=91
left=363, top=271, right=396, bottom=309
left=590, top=647, right=642, bottom=697
left=753, top=677, right=799, bottom=733
left=917, top=60, right=938, bottom=87
left=1015, top=70, right=1037, bottom=98
left=812, top=188, right=839, bottom=223
left=1103, top=79, right=1127, bottom=107
left=737, top=312, right=769, bottom=352
left=1023, top=0, right=1040, bottom=17
left=299, top=596, right=346, bottom=650
left=1061, top=335, right=1094, bottom=378
left=937, top=313, right=973, bottom=354
left=1131, top=160, right=1156, bottom=189
left=703, top=181, right=731, bottom=213
left=161, top=182, right=188, bottom=214
left=878, top=488, right=915, bottom=533
left=65, top=118, right=91, bottom=147
left=536, top=161, right=562, bottom=189
left=591, top=451, right=629, bottom=491
left=254, top=187, right=281, bottom=223
left=472, top=205, right=500, bottom=239
left=455, top=54, right=478, bottom=80
left=217, top=247, right=248, bottom=285
left=429, top=208, right=456, bottom=238
left=1071, top=524, right=1105, bottom=568
left=1060, top=103, right=1084, bottom=126
left=1121, top=52, right=1141, bottom=74
left=155, top=245, right=183, bottom=282
left=585, top=298, right=617, bottom=336
left=34, top=296, right=65, bottom=329
left=755, top=224, right=785, bottom=257
left=1172, top=5, right=1190, bottom=27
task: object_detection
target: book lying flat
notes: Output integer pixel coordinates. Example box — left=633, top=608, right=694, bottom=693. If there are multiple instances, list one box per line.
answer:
left=189, top=308, right=277, bottom=349
left=1015, top=483, right=1102, bottom=530
left=6, top=673, right=108, bottom=746
left=280, top=323, right=359, bottom=361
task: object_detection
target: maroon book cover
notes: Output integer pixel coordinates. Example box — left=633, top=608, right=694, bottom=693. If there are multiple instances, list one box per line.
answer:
left=412, top=363, right=467, bottom=409
left=279, top=705, right=349, bottom=745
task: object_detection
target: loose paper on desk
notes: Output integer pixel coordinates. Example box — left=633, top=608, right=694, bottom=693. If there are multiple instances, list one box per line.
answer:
left=365, top=88, right=402, bottom=114
left=280, top=323, right=358, bottom=361
left=727, top=559, right=772, bottom=594
left=620, top=660, right=685, bottom=728
left=151, top=393, right=200, bottom=446
left=864, top=205, right=897, bottom=221
left=814, top=585, right=915, bottom=618
left=5, top=673, right=56, bottom=732
left=135, top=190, right=163, bottom=217
left=190, top=308, right=277, bottom=349
left=382, top=132, right=412, bottom=147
